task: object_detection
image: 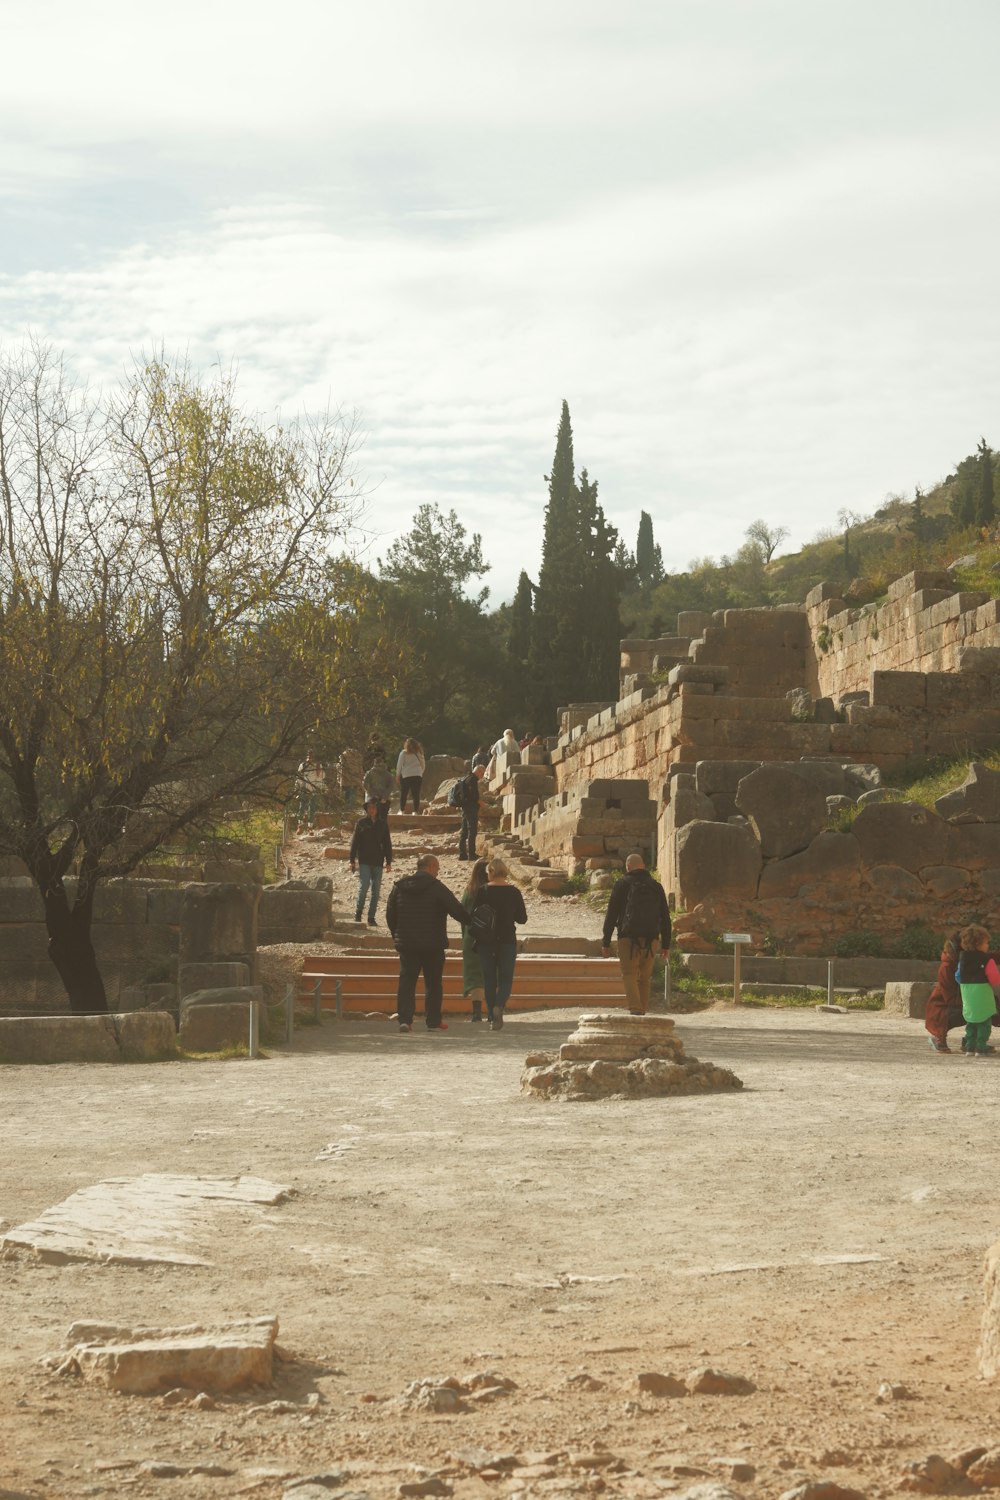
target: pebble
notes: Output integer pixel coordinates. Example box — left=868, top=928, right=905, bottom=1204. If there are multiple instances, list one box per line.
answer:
left=875, top=1380, right=912, bottom=1402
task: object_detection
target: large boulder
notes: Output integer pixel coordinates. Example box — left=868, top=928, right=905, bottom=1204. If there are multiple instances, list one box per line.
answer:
left=935, top=762, right=1000, bottom=823
left=423, top=754, right=468, bottom=802
left=757, top=831, right=860, bottom=899
left=675, top=821, right=762, bottom=908
left=735, top=766, right=828, bottom=860
left=180, top=883, right=258, bottom=966
left=851, top=801, right=948, bottom=873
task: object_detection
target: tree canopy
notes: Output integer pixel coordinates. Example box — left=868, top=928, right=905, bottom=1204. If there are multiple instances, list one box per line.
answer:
left=0, top=344, right=374, bottom=1012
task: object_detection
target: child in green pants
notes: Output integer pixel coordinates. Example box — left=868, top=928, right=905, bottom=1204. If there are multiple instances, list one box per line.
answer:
left=957, top=924, right=1000, bottom=1057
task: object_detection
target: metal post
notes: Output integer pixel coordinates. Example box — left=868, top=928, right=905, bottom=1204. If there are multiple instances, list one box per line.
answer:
left=827, top=959, right=834, bottom=1007
left=284, top=983, right=294, bottom=1044
left=334, top=978, right=342, bottom=1021
left=249, top=1000, right=260, bottom=1058
left=663, top=955, right=672, bottom=1006
left=314, top=977, right=323, bottom=1022
left=733, top=941, right=742, bottom=1006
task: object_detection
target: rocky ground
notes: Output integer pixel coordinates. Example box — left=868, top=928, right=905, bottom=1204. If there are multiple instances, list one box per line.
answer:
left=2, top=812, right=998, bottom=1499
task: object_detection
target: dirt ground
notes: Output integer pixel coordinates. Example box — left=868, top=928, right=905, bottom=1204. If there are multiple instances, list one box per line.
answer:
left=2, top=999, right=999, bottom=1500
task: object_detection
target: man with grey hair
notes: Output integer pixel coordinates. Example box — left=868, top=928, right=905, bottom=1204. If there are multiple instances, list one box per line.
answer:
left=386, top=853, right=470, bottom=1031
left=601, top=852, right=671, bottom=1016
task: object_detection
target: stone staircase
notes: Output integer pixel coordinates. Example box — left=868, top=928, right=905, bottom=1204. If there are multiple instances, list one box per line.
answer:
left=298, top=950, right=625, bottom=1017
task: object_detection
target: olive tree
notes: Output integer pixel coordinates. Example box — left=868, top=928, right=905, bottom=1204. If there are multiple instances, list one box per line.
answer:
left=0, top=344, right=372, bottom=1013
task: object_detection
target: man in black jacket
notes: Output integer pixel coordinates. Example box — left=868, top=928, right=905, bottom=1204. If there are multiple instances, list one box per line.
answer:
left=386, top=854, right=470, bottom=1031
left=601, top=853, right=671, bottom=1015
left=458, top=764, right=486, bottom=861
left=349, top=797, right=393, bottom=925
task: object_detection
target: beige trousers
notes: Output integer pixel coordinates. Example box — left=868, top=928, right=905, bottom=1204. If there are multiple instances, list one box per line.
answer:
left=617, top=938, right=660, bottom=1014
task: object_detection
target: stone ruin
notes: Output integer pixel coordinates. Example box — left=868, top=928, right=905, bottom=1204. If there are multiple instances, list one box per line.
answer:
left=497, top=565, right=1000, bottom=951
left=521, top=1012, right=743, bottom=1100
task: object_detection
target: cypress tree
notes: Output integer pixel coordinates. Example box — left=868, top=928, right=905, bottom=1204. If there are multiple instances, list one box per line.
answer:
left=530, top=401, right=583, bottom=726
left=509, top=570, right=534, bottom=665
left=978, top=438, right=995, bottom=527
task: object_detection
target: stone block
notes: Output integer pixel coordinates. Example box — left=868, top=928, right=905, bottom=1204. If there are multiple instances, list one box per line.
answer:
left=758, top=832, right=861, bottom=899
left=883, top=981, right=934, bottom=1018
left=805, top=581, right=845, bottom=606
left=935, top=762, right=1000, bottom=823
left=675, top=820, right=761, bottom=908
left=667, top=663, right=728, bottom=687
left=735, top=766, right=828, bottom=860
left=178, top=962, right=251, bottom=999
left=912, top=588, right=951, bottom=613
left=257, top=886, right=327, bottom=946
left=146, top=887, right=186, bottom=926
left=178, top=1001, right=253, bottom=1052
left=694, top=760, right=761, bottom=797
left=867, top=864, right=925, bottom=900
left=202, top=860, right=265, bottom=885
left=982, top=1240, right=1000, bottom=1377
left=115, top=1012, right=178, bottom=1060
left=920, top=865, right=970, bottom=900
left=887, top=569, right=952, bottom=601
left=871, top=671, right=926, bottom=709
left=852, top=801, right=949, bottom=873
left=670, top=787, right=717, bottom=827
left=92, top=883, right=151, bottom=925
left=677, top=610, right=712, bottom=635
left=59, top=1316, right=278, bottom=1394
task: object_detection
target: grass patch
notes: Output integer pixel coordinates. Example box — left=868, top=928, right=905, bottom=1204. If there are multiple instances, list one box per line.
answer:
left=177, top=1043, right=258, bottom=1061
left=739, top=987, right=883, bottom=1010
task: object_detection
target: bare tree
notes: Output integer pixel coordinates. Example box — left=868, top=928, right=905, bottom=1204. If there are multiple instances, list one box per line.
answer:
left=0, top=343, right=377, bottom=1013
left=744, top=518, right=789, bottom=564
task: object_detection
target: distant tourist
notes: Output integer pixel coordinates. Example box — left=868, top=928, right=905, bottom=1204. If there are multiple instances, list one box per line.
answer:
left=294, top=752, right=325, bottom=834
left=601, top=854, right=672, bottom=1016
left=471, top=744, right=491, bottom=770
left=457, top=764, right=486, bottom=861
left=957, top=924, right=1000, bottom=1058
left=476, top=858, right=527, bottom=1030
left=349, top=797, right=393, bottom=925
left=396, top=737, right=426, bottom=812
left=490, top=728, right=521, bottom=764
left=925, top=931, right=962, bottom=1053
left=461, top=858, right=489, bottom=1021
left=529, top=735, right=550, bottom=764
left=362, top=757, right=395, bottom=823
left=337, top=747, right=364, bottom=811
left=385, top=854, right=470, bottom=1032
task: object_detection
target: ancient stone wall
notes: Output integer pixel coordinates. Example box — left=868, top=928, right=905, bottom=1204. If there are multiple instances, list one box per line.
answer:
left=807, top=570, right=1000, bottom=695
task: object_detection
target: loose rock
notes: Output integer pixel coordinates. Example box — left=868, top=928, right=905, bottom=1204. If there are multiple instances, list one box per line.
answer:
left=967, top=1449, right=1000, bottom=1488
left=637, top=1371, right=687, bottom=1398
left=779, top=1484, right=867, bottom=1500
left=898, top=1455, right=961, bottom=1494
left=685, top=1367, right=756, bottom=1396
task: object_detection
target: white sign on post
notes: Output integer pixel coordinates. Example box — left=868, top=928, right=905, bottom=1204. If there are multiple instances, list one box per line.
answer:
left=722, top=933, right=751, bottom=1004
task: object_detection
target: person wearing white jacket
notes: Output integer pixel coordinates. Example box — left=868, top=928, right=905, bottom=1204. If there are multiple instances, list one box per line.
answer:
left=396, top=737, right=426, bottom=812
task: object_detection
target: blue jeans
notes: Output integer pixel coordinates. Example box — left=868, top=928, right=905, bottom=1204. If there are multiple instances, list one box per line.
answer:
left=356, top=864, right=383, bottom=919
left=479, top=943, right=517, bottom=1016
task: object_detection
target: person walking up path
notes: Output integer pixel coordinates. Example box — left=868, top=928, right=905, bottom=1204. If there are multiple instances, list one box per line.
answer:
left=396, top=738, right=426, bottom=812
left=349, top=797, right=393, bottom=925
left=476, top=858, right=527, bottom=1030
left=295, top=752, right=325, bottom=833
left=460, top=858, right=489, bottom=1021
left=458, top=764, right=486, bottom=861
left=601, top=854, right=671, bottom=1016
left=386, top=854, right=470, bottom=1032
left=363, top=757, right=395, bottom=823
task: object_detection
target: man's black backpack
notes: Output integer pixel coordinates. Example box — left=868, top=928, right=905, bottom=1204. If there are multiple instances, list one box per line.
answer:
left=447, top=778, right=464, bottom=809
left=468, top=899, right=496, bottom=947
left=619, top=876, right=663, bottom=951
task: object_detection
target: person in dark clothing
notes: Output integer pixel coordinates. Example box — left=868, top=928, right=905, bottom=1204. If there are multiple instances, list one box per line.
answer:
left=471, top=745, right=491, bottom=769
left=601, top=854, right=672, bottom=1015
left=475, top=857, right=527, bottom=1030
left=458, top=765, right=486, bottom=861
left=385, top=854, right=470, bottom=1031
left=349, top=798, right=393, bottom=925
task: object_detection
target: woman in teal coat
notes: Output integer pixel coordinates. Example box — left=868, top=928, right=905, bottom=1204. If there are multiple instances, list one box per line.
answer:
left=461, top=859, right=489, bottom=1020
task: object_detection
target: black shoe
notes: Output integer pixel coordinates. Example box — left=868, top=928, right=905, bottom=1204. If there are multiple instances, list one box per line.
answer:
left=353, top=914, right=362, bottom=923
left=367, top=916, right=377, bottom=926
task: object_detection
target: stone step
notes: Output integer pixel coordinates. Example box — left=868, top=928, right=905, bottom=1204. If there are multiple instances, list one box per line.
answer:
left=299, top=952, right=625, bottom=1014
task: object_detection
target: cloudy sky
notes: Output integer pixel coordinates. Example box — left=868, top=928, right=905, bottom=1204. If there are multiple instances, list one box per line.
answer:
left=2, top=0, right=999, bottom=599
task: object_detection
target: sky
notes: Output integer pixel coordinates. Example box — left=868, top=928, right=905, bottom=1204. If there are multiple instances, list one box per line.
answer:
left=3, top=0, right=1000, bottom=601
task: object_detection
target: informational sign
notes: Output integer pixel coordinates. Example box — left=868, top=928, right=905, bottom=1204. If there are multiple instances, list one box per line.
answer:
left=722, top=932, right=751, bottom=944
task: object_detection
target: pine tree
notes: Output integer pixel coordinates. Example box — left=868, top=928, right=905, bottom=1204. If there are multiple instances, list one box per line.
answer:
left=978, top=438, right=995, bottom=527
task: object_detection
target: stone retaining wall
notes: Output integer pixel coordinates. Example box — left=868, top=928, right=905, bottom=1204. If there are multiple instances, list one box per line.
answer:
left=0, top=1011, right=177, bottom=1064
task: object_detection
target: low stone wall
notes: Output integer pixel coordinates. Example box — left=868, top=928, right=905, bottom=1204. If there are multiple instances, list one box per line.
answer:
left=514, top=780, right=658, bottom=877
left=0, top=1011, right=177, bottom=1064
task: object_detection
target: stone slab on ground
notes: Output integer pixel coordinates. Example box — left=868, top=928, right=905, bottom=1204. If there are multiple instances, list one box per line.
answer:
left=1, top=1173, right=292, bottom=1266
left=51, top=1314, right=278, bottom=1394
left=0, top=1011, right=176, bottom=1065
left=884, top=982, right=934, bottom=1019
left=981, top=1238, right=1000, bottom=1378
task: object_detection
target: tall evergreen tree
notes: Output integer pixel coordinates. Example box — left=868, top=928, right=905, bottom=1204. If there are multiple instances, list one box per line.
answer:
left=529, top=405, right=622, bottom=727
left=635, top=510, right=664, bottom=587
left=508, top=570, right=534, bottom=665
left=978, top=437, right=995, bottom=527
